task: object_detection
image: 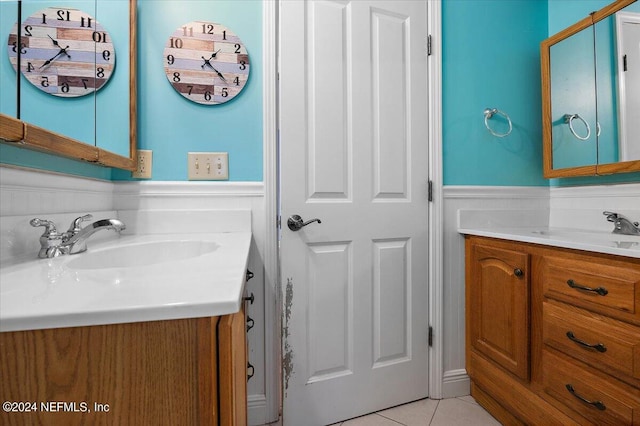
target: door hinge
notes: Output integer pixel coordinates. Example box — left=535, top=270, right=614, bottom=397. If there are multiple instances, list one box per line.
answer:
left=427, top=35, right=432, bottom=56
left=623, top=54, right=628, bottom=72
left=428, top=326, right=433, bottom=346
left=428, top=180, right=433, bottom=202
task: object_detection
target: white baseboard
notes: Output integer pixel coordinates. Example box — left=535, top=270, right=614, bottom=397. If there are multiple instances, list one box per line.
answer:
left=441, top=369, right=470, bottom=399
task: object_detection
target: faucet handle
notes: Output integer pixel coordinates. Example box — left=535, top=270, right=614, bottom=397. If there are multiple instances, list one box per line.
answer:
left=30, top=218, right=59, bottom=236
left=603, top=211, right=619, bottom=222
left=68, top=214, right=93, bottom=233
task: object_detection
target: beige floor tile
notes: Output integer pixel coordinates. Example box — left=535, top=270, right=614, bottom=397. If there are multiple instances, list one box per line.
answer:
left=376, top=398, right=439, bottom=425
left=340, top=413, right=403, bottom=426
left=429, top=397, right=500, bottom=426
left=456, top=395, right=478, bottom=405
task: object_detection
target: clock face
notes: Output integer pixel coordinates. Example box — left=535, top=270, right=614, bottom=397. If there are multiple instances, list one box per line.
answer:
left=163, top=21, right=250, bottom=105
left=6, top=7, right=116, bottom=97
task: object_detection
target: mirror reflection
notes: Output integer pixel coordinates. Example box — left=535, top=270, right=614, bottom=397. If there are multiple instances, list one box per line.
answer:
left=0, top=0, right=134, bottom=165
left=544, top=0, right=640, bottom=177
left=550, top=24, right=597, bottom=170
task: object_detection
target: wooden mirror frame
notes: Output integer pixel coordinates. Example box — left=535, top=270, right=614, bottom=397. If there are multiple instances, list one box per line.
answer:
left=0, top=0, right=136, bottom=171
left=541, top=0, right=640, bottom=178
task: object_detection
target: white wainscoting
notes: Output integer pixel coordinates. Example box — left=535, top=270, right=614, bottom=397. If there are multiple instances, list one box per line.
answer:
left=0, top=165, right=275, bottom=425
left=442, top=186, right=550, bottom=398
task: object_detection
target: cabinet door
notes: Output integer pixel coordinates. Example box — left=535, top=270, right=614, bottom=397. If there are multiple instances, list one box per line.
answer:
left=468, top=241, right=530, bottom=381
left=218, top=305, right=247, bottom=426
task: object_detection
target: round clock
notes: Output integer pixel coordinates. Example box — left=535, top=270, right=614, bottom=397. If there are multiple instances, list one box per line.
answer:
left=7, top=6, right=116, bottom=97
left=163, top=21, right=250, bottom=105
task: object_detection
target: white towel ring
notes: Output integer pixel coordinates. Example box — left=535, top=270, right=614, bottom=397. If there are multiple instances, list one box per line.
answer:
left=563, top=113, right=591, bottom=141
left=483, top=108, right=512, bottom=138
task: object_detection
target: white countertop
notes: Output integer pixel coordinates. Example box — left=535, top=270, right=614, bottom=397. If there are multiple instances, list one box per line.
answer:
left=0, top=232, right=252, bottom=332
left=458, top=226, right=640, bottom=258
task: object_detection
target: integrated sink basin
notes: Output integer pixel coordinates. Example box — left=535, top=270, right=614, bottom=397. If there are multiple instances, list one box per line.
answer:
left=67, top=240, right=220, bottom=270
left=0, top=232, right=251, bottom=332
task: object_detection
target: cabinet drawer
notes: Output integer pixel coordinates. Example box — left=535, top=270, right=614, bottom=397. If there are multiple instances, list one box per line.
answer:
left=543, top=302, right=640, bottom=384
left=540, top=254, right=640, bottom=324
left=542, top=350, right=640, bottom=426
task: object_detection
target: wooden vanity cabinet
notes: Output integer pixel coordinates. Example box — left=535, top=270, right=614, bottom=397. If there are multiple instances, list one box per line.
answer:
left=0, top=307, right=248, bottom=426
left=466, top=235, right=640, bottom=425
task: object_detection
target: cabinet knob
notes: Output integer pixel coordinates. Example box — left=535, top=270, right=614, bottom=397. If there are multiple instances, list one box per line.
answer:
left=514, top=268, right=524, bottom=277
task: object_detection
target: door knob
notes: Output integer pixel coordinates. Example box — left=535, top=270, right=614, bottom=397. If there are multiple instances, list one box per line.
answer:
left=287, top=215, right=322, bottom=231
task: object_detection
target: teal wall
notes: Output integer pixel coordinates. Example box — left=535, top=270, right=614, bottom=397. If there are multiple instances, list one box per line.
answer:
left=2, top=0, right=638, bottom=186
left=112, top=0, right=263, bottom=181
left=442, top=0, right=548, bottom=186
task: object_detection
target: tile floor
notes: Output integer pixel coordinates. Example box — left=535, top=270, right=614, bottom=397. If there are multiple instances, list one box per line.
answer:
left=328, top=396, right=501, bottom=426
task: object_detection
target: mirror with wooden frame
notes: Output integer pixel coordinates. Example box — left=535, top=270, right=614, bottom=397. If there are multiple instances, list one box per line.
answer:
left=541, top=0, right=640, bottom=178
left=0, top=0, right=136, bottom=171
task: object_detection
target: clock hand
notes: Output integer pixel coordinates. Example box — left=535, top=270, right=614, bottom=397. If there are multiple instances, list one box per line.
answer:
left=210, top=49, right=221, bottom=59
left=201, top=58, right=227, bottom=83
left=40, top=46, right=70, bottom=68
left=201, top=56, right=212, bottom=69
left=48, top=34, right=61, bottom=47
left=46, top=36, right=71, bottom=59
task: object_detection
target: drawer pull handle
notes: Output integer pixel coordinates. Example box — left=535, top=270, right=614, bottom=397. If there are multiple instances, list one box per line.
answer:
left=514, top=268, right=524, bottom=277
left=566, top=331, right=607, bottom=353
left=567, top=279, right=608, bottom=296
left=565, top=384, right=606, bottom=411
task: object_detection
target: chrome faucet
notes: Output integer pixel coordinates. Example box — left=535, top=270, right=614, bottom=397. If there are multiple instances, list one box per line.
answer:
left=30, top=214, right=126, bottom=258
left=603, top=211, right=640, bottom=236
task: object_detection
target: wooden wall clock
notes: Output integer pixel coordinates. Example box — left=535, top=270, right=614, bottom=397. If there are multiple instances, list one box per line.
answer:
left=6, top=6, right=116, bottom=97
left=163, top=21, right=250, bottom=105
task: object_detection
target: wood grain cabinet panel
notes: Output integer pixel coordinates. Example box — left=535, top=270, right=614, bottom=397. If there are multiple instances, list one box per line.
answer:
left=542, top=349, right=640, bottom=426
left=465, top=235, right=640, bottom=425
left=468, top=241, right=530, bottom=381
left=543, top=302, right=640, bottom=386
left=0, top=312, right=248, bottom=426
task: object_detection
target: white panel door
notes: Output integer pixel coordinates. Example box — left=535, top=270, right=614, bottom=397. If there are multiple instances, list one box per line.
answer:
left=279, top=1, right=430, bottom=425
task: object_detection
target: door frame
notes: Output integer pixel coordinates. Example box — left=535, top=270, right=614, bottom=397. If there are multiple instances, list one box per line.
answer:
left=261, top=0, right=444, bottom=421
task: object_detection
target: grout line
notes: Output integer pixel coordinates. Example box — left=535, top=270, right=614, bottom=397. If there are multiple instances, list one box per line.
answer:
left=427, top=400, right=440, bottom=425
left=375, top=412, right=408, bottom=426
left=455, top=396, right=479, bottom=408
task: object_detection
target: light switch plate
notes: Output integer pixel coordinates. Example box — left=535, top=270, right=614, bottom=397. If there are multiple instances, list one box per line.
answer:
left=132, top=149, right=152, bottom=179
left=187, top=152, right=229, bottom=180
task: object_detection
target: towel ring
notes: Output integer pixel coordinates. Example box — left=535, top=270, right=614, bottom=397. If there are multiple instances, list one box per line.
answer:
left=563, top=113, right=591, bottom=141
left=483, top=108, right=512, bottom=138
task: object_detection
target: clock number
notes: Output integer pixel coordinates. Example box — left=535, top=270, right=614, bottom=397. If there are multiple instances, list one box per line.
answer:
left=93, top=32, right=108, bottom=43
left=82, top=78, right=89, bottom=89
left=26, top=62, right=34, bottom=72
left=182, top=26, right=193, bottom=37
left=41, top=76, right=49, bottom=88
left=42, top=13, right=47, bottom=24
left=173, top=72, right=181, bottom=83
left=61, top=82, right=70, bottom=93
left=204, top=91, right=212, bottom=101
left=167, top=54, right=175, bottom=65
left=235, top=44, right=241, bottom=54
left=221, top=87, right=228, bottom=98
left=81, top=17, right=92, bottom=28
left=239, top=61, right=246, bottom=70
left=57, top=10, right=70, bottom=21
left=96, top=67, right=105, bottom=78
left=223, top=30, right=227, bottom=40
left=170, top=38, right=183, bottom=49
left=234, top=76, right=240, bottom=86
left=187, top=85, right=193, bottom=95
left=202, top=24, right=214, bottom=35
left=102, top=50, right=111, bottom=61
left=23, top=25, right=32, bottom=37
left=12, top=42, right=27, bottom=54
